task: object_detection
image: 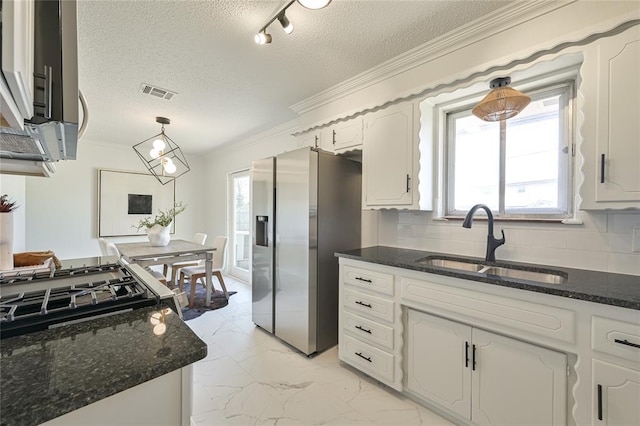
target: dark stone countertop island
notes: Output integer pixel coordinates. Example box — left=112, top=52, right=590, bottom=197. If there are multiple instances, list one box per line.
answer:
left=0, top=306, right=207, bottom=426
left=336, top=246, right=640, bottom=310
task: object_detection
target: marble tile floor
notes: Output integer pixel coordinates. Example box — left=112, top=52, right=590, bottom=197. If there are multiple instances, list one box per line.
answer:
left=186, top=275, right=453, bottom=426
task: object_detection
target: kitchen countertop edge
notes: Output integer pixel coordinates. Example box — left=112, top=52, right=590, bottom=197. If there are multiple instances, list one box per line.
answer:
left=335, top=246, right=640, bottom=311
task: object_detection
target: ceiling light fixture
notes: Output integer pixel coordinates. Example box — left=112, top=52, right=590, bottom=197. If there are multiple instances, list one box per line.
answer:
left=255, top=0, right=331, bottom=45
left=472, top=77, right=531, bottom=122
left=133, top=117, right=190, bottom=185
left=298, top=0, right=331, bottom=9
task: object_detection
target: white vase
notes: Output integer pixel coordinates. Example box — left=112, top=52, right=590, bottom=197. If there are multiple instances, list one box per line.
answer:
left=147, top=222, right=171, bottom=247
left=0, top=212, right=14, bottom=270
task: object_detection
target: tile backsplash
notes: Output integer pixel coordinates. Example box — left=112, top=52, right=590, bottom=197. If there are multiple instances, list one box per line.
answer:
left=378, top=210, right=640, bottom=276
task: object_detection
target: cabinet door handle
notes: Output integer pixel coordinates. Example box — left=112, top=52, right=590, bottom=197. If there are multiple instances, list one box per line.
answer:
left=406, top=174, right=411, bottom=193
left=597, top=384, right=603, bottom=421
left=355, top=301, right=372, bottom=308
left=355, top=352, right=372, bottom=362
left=355, top=325, right=372, bottom=334
left=472, top=344, right=477, bottom=371
left=465, top=341, right=470, bottom=368
left=600, top=154, right=605, bottom=184
left=355, top=277, right=372, bottom=283
left=314, top=135, right=318, bottom=148
left=332, top=130, right=336, bottom=145
left=614, top=338, right=640, bottom=349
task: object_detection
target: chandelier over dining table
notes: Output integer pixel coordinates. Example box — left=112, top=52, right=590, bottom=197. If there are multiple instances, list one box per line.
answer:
left=133, top=117, right=190, bottom=185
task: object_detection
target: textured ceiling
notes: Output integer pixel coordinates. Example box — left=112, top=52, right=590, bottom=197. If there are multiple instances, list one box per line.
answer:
left=77, top=0, right=512, bottom=153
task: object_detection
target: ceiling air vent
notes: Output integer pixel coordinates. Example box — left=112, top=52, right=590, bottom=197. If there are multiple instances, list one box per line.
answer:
left=139, top=83, right=177, bottom=100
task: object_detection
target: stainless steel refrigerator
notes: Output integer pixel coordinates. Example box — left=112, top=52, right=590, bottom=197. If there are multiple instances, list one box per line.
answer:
left=251, top=147, right=361, bottom=355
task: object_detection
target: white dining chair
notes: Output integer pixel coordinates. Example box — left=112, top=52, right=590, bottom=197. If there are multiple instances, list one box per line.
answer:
left=163, top=233, right=207, bottom=287
left=98, top=238, right=109, bottom=256
left=178, top=236, right=228, bottom=308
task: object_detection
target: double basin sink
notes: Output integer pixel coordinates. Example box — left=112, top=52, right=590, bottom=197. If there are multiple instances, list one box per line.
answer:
left=415, top=256, right=568, bottom=285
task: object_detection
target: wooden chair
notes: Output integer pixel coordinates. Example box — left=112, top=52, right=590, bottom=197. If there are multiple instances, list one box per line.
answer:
left=178, top=236, right=228, bottom=308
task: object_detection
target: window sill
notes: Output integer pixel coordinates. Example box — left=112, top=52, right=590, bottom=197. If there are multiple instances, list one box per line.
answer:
left=440, top=216, right=583, bottom=225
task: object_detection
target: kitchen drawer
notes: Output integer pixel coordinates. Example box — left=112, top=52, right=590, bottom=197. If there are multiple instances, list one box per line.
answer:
left=343, top=311, right=394, bottom=350
left=592, top=316, right=640, bottom=364
left=344, top=288, right=394, bottom=323
left=343, top=264, right=394, bottom=296
left=341, top=334, right=394, bottom=382
left=401, top=276, right=576, bottom=344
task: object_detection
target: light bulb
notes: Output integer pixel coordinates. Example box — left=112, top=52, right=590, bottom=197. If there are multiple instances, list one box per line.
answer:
left=297, top=0, right=331, bottom=9
left=150, top=312, right=161, bottom=325
left=153, top=138, right=166, bottom=151
left=164, top=162, right=177, bottom=174
left=149, top=148, right=161, bottom=159
left=153, top=323, right=167, bottom=335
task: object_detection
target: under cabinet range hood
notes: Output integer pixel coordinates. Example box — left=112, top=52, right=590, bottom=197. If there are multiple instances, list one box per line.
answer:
left=0, top=0, right=79, bottom=175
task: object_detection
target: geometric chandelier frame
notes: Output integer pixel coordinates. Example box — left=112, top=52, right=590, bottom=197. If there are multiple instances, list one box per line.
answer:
left=132, top=117, right=190, bottom=185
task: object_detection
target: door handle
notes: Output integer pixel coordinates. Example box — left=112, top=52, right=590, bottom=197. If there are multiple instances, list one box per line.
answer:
left=355, top=301, right=372, bottom=308
left=355, top=352, right=372, bottom=362
left=355, top=277, right=372, bottom=283
left=600, top=154, right=605, bottom=184
left=597, top=384, right=603, bottom=421
left=465, top=341, right=470, bottom=368
left=406, top=174, right=411, bottom=193
left=355, top=325, right=372, bottom=334
left=614, top=338, right=640, bottom=349
left=472, top=344, right=477, bottom=371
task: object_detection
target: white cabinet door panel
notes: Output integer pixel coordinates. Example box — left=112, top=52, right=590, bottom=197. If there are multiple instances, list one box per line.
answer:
left=471, top=328, right=567, bottom=426
left=593, top=359, right=640, bottom=425
left=407, top=310, right=472, bottom=420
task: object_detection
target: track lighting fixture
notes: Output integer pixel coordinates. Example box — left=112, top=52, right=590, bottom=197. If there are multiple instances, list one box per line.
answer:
left=255, top=0, right=331, bottom=45
left=254, top=31, right=272, bottom=45
left=278, top=13, right=293, bottom=34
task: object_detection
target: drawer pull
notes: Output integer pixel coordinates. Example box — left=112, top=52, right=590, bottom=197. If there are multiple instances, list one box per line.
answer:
left=614, top=338, right=640, bottom=349
left=355, top=277, right=372, bottom=283
left=355, top=352, right=372, bottom=362
left=355, top=301, right=372, bottom=308
left=355, top=325, right=372, bottom=334
left=597, top=384, right=603, bottom=421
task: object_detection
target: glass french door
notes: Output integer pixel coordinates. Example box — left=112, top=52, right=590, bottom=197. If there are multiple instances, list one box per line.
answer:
left=228, top=169, right=251, bottom=282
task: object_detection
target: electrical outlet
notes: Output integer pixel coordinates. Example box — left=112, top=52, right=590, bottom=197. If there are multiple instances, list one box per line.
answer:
left=633, top=229, right=640, bottom=253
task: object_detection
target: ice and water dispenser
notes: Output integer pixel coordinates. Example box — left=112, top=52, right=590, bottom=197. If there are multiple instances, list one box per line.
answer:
left=255, top=215, right=269, bottom=247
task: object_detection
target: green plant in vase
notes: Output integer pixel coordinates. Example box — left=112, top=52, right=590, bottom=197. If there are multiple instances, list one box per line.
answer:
left=134, top=202, right=186, bottom=246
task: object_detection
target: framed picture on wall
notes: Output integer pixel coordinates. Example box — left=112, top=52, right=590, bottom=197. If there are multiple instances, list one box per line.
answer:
left=98, top=169, right=176, bottom=237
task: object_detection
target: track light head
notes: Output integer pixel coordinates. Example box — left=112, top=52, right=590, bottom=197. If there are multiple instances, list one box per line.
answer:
left=278, top=13, right=293, bottom=34
left=298, top=0, right=332, bottom=9
left=254, top=31, right=272, bottom=45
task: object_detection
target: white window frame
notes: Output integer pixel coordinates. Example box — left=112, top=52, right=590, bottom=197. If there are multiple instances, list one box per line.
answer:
left=441, top=78, right=576, bottom=221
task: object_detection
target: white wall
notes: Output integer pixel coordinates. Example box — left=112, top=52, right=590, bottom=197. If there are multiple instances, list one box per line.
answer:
left=5, top=138, right=206, bottom=260
left=0, top=174, right=27, bottom=252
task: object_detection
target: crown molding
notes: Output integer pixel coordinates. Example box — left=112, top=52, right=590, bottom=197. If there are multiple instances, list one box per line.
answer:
left=209, top=117, right=300, bottom=155
left=289, top=0, right=575, bottom=115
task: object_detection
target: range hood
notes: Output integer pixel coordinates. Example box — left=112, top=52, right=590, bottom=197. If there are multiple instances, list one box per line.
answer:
left=0, top=0, right=78, bottom=176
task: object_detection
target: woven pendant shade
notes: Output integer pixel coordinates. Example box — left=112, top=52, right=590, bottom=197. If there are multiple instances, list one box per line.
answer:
left=472, top=77, right=531, bottom=122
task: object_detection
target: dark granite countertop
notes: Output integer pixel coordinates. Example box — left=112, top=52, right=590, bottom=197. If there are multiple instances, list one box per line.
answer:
left=336, top=246, right=640, bottom=310
left=0, top=306, right=207, bottom=426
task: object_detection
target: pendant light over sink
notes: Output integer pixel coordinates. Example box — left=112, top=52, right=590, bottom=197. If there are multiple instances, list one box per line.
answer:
left=133, top=117, right=190, bottom=185
left=472, top=77, right=531, bottom=122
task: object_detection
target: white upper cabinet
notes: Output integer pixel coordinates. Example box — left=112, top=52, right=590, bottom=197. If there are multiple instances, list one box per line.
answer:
left=1, top=0, right=35, bottom=124
left=322, top=117, right=363, bottom=152
left=362, top=101, right=419, bottom=209
left=580, top=24, right=640, bottom=209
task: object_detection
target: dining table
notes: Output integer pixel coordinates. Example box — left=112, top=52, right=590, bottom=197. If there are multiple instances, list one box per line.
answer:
left=115, top=239, right=220, bottom=307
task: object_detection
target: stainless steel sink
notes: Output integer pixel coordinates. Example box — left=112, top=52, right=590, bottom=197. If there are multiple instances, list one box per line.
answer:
left=414, top=256, right=568, bottom=284
left=415, top=257, right=485, bottom=272
left=480, top=266, right=567, bottom=284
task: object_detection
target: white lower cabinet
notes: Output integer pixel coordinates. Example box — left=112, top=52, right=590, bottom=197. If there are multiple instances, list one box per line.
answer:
left=593, top=359, right=640, bottom=425
left=406, top=309, right=567, bottom=425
